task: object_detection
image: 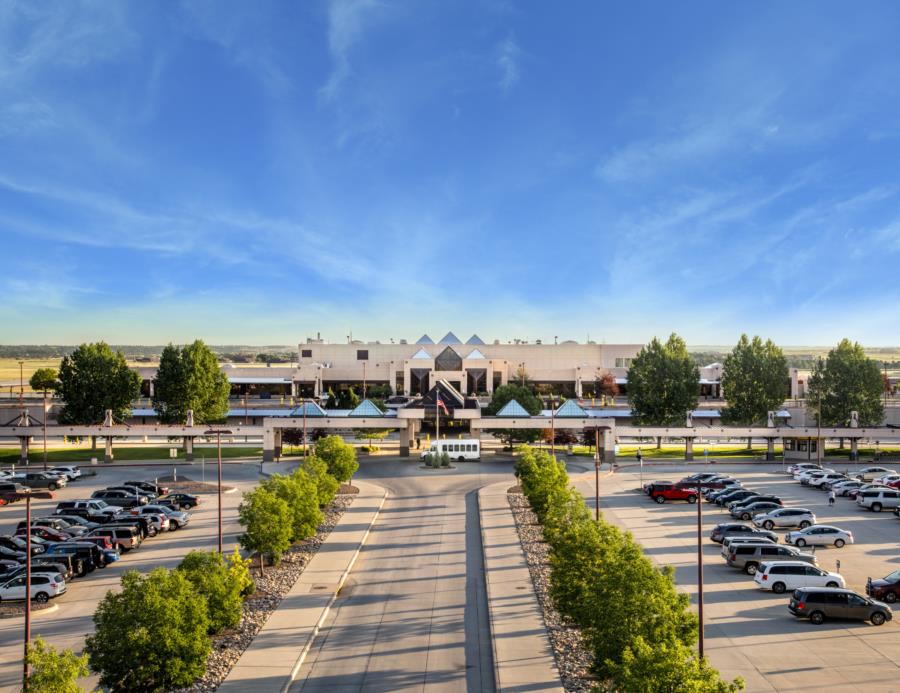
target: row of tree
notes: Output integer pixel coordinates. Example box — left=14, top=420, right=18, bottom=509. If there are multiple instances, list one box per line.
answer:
left=238, top=436, right=358, bottom=573
left=514, top=446, right=743, bottom=691
left=627, top=334, right=886, bottom=428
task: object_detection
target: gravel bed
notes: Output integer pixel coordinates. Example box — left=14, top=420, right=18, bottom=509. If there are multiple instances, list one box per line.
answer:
left=0, top=600, right=54, bottom=619
left=174, top=493, right=355, bottom=693
left=508, top=492, right=595, bottom=693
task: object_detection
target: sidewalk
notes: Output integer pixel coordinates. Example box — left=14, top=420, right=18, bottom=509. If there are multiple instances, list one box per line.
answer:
left=219, top=480, right=387, bottom=693
left=479, top=481, right=564, bottom=693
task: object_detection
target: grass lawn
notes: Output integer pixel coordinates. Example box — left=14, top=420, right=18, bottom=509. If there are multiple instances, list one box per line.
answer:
left=0, top=446, right=263, bottom=464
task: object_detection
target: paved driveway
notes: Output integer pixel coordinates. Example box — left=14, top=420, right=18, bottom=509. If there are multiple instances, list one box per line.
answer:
left=290, top=457, right=512, bottom=693
left=575, top=464, right=900, bottom=692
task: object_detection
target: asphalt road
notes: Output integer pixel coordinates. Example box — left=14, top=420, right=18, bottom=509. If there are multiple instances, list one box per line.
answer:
left=576, top=463, right=900, bottom=692
left=290, top=458, right=513, bottom=693
left=0, top=462, right=261, bottom=693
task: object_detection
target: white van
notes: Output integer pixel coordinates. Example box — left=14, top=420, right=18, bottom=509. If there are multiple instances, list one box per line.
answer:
left=421, top=439, right=481, bottom=461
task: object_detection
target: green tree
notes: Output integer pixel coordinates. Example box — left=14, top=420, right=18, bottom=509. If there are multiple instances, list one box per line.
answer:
left=262, top=469, right=323, bottom=542
left=721, top=335, right=788, bottom=425
left=315, top=435, right=359, bottom=482
left=627, top=334, right=699, bottom=445
left=85, top=568, right=211, bottom=693
left=324, top=388, right=338, bottom=409
left=238, top=487, right=293, bottom=573
left=29, top=368, right=59, bottom=395
left=226, top=547, right=255, bottom=597
left=807, top=339, right=885, bottom=426
left=24, top=635, right=91, bottom=693
left=354, top=428, right=390, bottom=449
left=485, top=383, right=544, bottom=448
left=57, top=342, right=140, bottom=425
left=177, top=551, right=243, bottom=633
left=609, top=636, right=744, bottom=692
left=152, top=341, right=230, bottom=424
left=301, top=454, right=340, bottom=507
left=338, top=387, right=361, bottom=409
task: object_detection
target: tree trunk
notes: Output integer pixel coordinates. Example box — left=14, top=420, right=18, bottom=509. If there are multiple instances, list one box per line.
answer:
left=656, top=436, right=662, bottom=449
left=838, top=438, right=845, bottom=449
left=747, top=437, right=753, bottom=451
left=259, top=553, right=265, bottom=577
left=91, top=435, right=97, bottom=450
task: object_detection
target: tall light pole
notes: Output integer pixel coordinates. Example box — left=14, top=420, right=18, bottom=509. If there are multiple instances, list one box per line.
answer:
left=205, top=428, right=232, bottom=554
left=696, top=481, right=706, bottom=659
left=594, top=428, right=601, bottom=521
left=18, top=360, right=24, bottom=409
left=42, top=392, right=48, bottom=471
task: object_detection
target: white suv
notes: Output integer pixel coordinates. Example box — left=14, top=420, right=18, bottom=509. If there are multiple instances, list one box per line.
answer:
left=753, top=508, right=816, bottom=530
left=856, top=488, right=900, bottom=512
left=856, top=466, right=897, bottom=482
left=754, top=561, right=845, bottom=594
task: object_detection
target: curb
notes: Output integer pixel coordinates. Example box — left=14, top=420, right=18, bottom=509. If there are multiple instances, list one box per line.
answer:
left=283, top=484, right=388, bottom=692
left=0, top=603, right=60, bottom=621
left=479, top=488, right=503, bottom=693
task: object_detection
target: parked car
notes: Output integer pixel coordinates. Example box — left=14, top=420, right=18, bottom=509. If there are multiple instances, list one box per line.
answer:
left=681, top=472, right=723, bottom=483
left=84, top=526, right=142, bottom=552
left=796, top=468, right=833, bottom=481
left=814, top=473, right=849, bottom=489
left=0, top=545, right=26, bottom=562
left=55, top=500, right=122, bottom=517
left=124, top=480, right=170, bottom=496
left=721, top=536, right=778, bottom=555
left=679, top=475, right=733, bottom=490
left=785, top=525, right=854, bottom=548
left=831, top=480, right=865, bottom=496
left=0, top=572, right=67, bottom=603
left=866, top=570, right=900, bottom=604
left=43, top=542, right=106, bottom=572
left=789, top=587, right=892, bottom=625
left=731, top=501, right=783, bottom=521
left=106, top=485, right=154, bottom=501
left=709, top=523, right=777, bottom=544
left=725, top=543, right=817, bottom=575
left=717, top=489, right=758, bottom=507
left=31, top=556, right=76, bottom=580
left=0, top=560, right=21, bottom=578
left=0, top=535, right=44, bottom=556
left=15, top=526, right=74, bottom=543
left=754, top=561, right=845, bottom=594
left=788, top=463, right=821, bottom=475
left=855, top=466, right=897, bottom=482
left=138, top=504, right=191, bottom=529
left=856, top=488, right=900, bottom=512
left=129, top=507, right=170, bottom=532
left=155, top=493, right=199, bottom=510
left=752, top=508, right=816, bottom=530
left=800, top=470, right=834, bottom=486
left=11, top=472, right=66, bottom=490
left=18, top=517, right=87, bottom=537
left=90, top=490, right=147, bottom=508
left=0, top=482, right=31, bottom=504
left=704, top=479, right=743, bottom=498
left=108, top=514, right=155, bottom=539
left=643, top=480, right=675, bottom=495
left=727, top=494, right=781, bottom=510
left=874, top=473, right=900, bottom=486
left=650, top=483, right=699, bottom=504
left=52, top=515, right=100, bottom=532
left=49, top=466, right=81, bottom=480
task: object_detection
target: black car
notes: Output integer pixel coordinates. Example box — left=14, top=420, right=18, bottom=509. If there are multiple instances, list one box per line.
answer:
left=53, top=505, right=116, bottom=524
left=0, top=535, right=44, bottom=556
left=727, top=493, right=781, bottom=510
left=43, top=542, right=106, bottom=572
left=52, top=515, right=101, bottom=532
left=109, top=514, right=154, bottom=539
left=124, top=480, right=170, bottom=496
left=105, top=486, right=154, bottom=502
left=30, top=556, right=75, bottom=580
left=710, top=523, right=778, bottom=544
left=90, top=490, right=146, bottom=509
left=156, top=493, right=199, bottom=510
left=717, top=489, right=758, bottom=507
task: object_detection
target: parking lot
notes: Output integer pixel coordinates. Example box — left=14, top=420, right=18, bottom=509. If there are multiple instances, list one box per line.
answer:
left=0, top=462, right=262, bottom=693
left=575, top=463, right=900, bottom=692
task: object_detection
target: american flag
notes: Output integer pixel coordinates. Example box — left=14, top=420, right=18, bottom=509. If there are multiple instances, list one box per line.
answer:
left=436, top=393, right=449, bottom=416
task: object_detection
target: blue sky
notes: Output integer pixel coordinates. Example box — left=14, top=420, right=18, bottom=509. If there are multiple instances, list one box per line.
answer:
left=2, top=1, right=900, bottom=346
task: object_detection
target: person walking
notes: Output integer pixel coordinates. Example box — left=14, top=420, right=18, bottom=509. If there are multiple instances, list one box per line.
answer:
left=828, top=490, right=836, bottom=506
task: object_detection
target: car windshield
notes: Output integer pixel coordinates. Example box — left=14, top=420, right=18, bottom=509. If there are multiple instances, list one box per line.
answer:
left=884, top=570, right=900, bottom=583
left=93, top=500, right=108, bottom=508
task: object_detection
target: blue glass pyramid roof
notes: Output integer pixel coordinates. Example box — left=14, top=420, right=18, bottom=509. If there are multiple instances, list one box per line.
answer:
left=416, top=334, right=435, bottom=344
left=438, top=331, right=461, bottom=344
left=465, top=349, right=486, bottom=359
left=466, top=334, right=485, bottom=345
left=412, top=348, right=432, bottom=359
left=348, top=399, right=385, bottom=417
left=555, top=399, right=587, bottom=417
left=290, top=400, right=327, bottom=417
left=496, top=399, right=530, bottom=417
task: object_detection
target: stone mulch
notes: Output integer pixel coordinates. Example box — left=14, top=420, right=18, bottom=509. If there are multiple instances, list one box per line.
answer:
left=508, top=491, right=595, bottom=693
left=174, top=492, right=356, bottom=693
left=0, top=600, right=54, bottom=619
left=155, top=474, right=236, bottom=495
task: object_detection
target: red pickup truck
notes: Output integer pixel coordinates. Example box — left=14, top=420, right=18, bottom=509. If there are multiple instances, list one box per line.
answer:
left=648, top=481, right=699, bottom=504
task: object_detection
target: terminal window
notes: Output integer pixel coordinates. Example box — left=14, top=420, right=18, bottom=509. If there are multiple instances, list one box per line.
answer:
left=615, top=357, right=634, bottom=368
left=301, top=349, right=312, bottom=358
left=357, top=350, right=369, bottom=360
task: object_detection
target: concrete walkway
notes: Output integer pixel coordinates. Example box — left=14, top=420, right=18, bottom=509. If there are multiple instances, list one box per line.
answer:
left=220, top=480, right=387, bottom=693
left=479, top=481, right=564, bottom=693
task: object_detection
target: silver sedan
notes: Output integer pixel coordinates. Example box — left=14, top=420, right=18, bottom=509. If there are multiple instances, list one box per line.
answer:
left=785, top=525, right=854, bottom=549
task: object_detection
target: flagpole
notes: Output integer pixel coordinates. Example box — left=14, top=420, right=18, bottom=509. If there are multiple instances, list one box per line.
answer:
left=436, top=391, right=440, bottom=446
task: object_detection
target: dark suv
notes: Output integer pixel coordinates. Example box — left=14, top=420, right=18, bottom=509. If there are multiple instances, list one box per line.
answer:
left=710, top=523, right=777, bottom=544
left=789, top=587, right=892, bottom=625
left=43, top=542, right=107, bottom=572
left=91, top=490, right=146, bottom=509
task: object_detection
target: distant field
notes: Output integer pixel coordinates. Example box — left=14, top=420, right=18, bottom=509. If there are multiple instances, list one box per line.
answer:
left=0, top=445, right=264, bottom=464
left=0, top=358, right=61, bottom=389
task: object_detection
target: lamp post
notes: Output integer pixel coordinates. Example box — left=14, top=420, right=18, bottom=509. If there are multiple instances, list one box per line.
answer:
left=594, top=428, right=601, bottom=521
left=697, top=481, right=705, bottom=659
left=42, top=393, right=48, bottom=471
left=18, top=360, right=24, bottom=408
left=204, top=428, right=232, bottom=554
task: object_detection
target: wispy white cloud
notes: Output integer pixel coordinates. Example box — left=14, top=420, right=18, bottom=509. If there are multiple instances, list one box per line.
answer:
left=496, top=36, right=520, bottom=92
left=320, top=0, right=381, bottom=102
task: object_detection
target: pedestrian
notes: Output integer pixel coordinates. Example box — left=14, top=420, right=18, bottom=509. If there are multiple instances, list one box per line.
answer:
left=415, top=437, right=421, bottom=450
left=828, top=490, right=836, bottom=506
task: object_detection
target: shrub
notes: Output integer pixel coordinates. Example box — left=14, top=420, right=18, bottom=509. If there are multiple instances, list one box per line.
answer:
left=227, top=547, right=255, bottom=597
left=440, top=452, right=450, bottom=467
left=315, top=435, right=359, bottom=482
left=25, top=635, right=90, bottom=693
left=301, top=454, right=340, bottom=507
left=262, top=469, right=323, bottom=542
left=422, top=452, right=433, bottom=466
left=177, top=551, right=243, bottom=633
left=519, top=447, right=568, bottom=523
left=238, top=487, right=292, bottom=572
left=85, top=568, right=211, bottom=693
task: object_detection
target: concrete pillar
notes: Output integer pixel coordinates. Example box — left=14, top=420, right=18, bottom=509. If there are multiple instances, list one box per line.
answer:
left=575, top=368, right=583, bottom=398
left=104, top=436, right=114, bottom=463
left=274, top=429, right=283, bottom=459
left=399, top=423, right=415, bottom=457
left=184, top=436, right=194, bottom=462
left=850, top=438, right=859, bottom=461
left=600, top=429, right=615, bottom=465
left=148, top=381, right=155, bottom=397
left=263, top=427, right=276, bottom=462
left=685, top=437, right=694, bottom=461
left=19, top=437, right=28, bottom=464
left=766, top=438, right=775, bottom=461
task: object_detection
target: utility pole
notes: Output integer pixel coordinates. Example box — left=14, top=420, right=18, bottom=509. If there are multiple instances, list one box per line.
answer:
left=18, top=360, right=24, bottom=408
left=697, top=481, right=705, bottom=659
left=594, top=428, right=601, bottom=521
left=204, top=428, right=232, bottom=553
left=42, top=392, right=48, bottom=471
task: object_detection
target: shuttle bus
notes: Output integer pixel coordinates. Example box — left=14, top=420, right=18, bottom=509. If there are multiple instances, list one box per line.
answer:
left=421, top=439, right=481, bottom=461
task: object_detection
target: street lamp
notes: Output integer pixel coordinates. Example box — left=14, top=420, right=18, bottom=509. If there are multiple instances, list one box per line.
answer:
left=18, top=360, right=24, bottom=408
left=42, top=394, right=49, bottom=472
left=11, top=488, right=53, bottom=691
left=204, top=428, right=233, bottom=554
